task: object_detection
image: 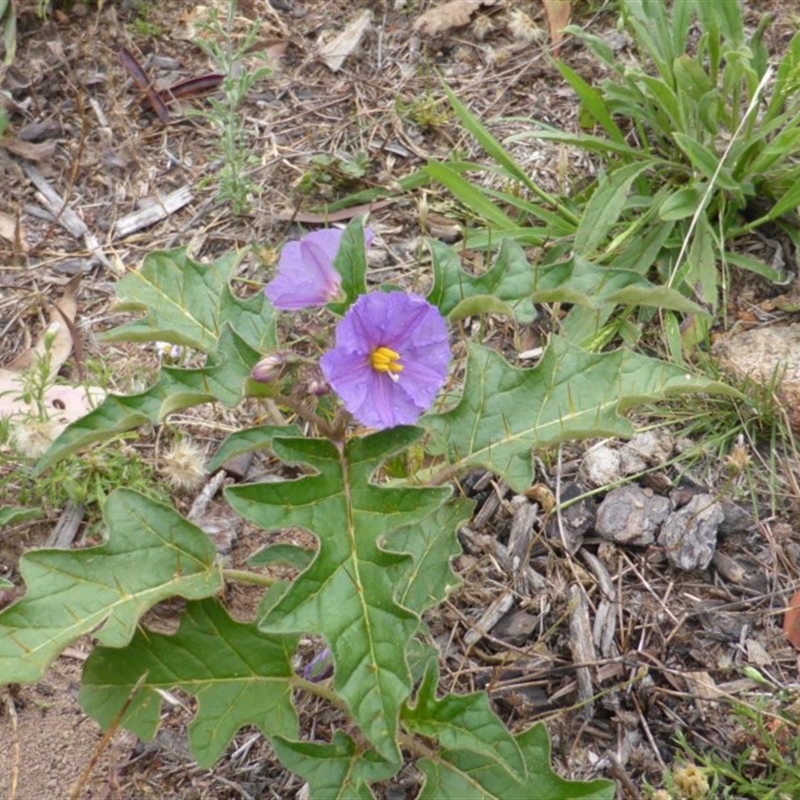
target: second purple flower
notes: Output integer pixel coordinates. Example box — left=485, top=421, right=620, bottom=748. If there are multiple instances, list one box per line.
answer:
left=264, top=227, right=372, bottom=311
left=320, top=292, right=450, bottom=430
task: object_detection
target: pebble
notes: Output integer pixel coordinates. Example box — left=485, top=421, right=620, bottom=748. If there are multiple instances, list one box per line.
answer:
left=658, top=493, right=723, bottom=571
left=595, top=485, right=670, bottom=546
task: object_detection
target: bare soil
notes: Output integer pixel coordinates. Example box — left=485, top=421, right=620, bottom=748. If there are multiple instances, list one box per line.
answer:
left=2, top=1, right=800, bottom=799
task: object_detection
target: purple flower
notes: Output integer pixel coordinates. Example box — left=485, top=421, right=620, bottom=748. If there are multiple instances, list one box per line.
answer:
left=303, top=647, right=333, bottom=682
left=265, top=227, right=372, bottom=310
left=320, top=293, right=450, bottom=429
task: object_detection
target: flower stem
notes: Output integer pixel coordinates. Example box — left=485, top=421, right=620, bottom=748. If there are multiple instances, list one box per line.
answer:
left=221, top=569, right=275, bottom=587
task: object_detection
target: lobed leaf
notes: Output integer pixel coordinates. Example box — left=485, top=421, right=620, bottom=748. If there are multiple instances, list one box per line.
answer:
left=273, top=731, right=395, bottom=799
left=402, top=664, right=526, bottom=781
left=104, top=247, right=275, bottom=354
left=386, top=498, right=473, bottom=614
left=80, top=599, right=298, bottom=768
left=35, top=327, right=266, bottom=473
left=225, top=426, right=452, bottom=762
left=428, top=338, right=734, bottom=492
left=0, top=489, right=222, bottom=684
left=417, top=722, right=614, bottom=799
left=427, top=238, right=536, bottom=323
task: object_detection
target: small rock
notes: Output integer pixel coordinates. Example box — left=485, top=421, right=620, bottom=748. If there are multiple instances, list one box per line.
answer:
left=595, top=485, right=670, bottom=546
left=492, top=609, right=539, bottom=645
left=619, top=430, right=674, bottom=472
left=713, top=323, right=800, bottom=433
left=658, top=494, right=723, bottom=570
left=718, top=499, right=755, bottom=534
left=581, top=444, right=622, bottom=487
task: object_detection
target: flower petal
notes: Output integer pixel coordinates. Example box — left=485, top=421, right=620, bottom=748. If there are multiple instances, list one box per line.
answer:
left=321, top=292, right=450, bottom=430
left=266, top=227, right=371, bottom=310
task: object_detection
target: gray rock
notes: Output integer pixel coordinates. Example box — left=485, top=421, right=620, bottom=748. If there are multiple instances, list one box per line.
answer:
left=582, top=444, right=622, bottom=487
left=595, top=485, right=671, bottom=546
left=658, top=493, right=724, bottom=571
left=619, top=430, right=674, bottom=473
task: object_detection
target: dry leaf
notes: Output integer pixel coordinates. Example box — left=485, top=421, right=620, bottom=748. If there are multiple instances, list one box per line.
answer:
left=784, top=588, right=800, bottom=649
left=319, top=10, right=372, bottom=72
left=0, top=210, right=29, bottom=252
left=413, top=0, right=494, bottom=36
left=0, top=136, right=57, bottom=161
left=0, top=374, right=104, bottom=427
left=4, top=274, right=81, bottom=379
left=542, top=0, right=571, bottom=54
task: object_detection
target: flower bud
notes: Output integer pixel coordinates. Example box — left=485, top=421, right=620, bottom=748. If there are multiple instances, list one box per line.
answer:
left=307, top=378, right=330, bottom=397
left=43, top=322, right=61, bottom=350
left=250, top=353, right=285, bottom=383
left=303, top=647, right=333, bottom=682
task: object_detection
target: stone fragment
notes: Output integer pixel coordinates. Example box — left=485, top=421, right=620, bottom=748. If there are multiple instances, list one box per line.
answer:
left=713, top=323, right=800, bottom=432
left=492, top=609, right=539, bottom=645
left=595, top=485, right=671, bottom=546
left=619, top=430, right=674, bottom=473
left=581, top=444, right=622, bottom=487
left=658, top=493, right=723, bottom=571
left=718, top=499, right=755, bottom=534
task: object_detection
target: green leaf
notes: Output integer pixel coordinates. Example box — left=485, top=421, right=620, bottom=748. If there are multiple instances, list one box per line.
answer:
left=532, top=256, right=704, bottom=345
left=273, top=731, right=396, bottom=799
left=0, top=489, right=221, bottom=684
left=448, top=296, right=519, bottom=322
left=672, top=132, right=740, bottom=192
left=36, top=327, right=265, bottom=473
left=672, top=54, right=713, bottom=101
left=659, top=184, right=707, bottom=221
left=329, top=216, right=370, bottom=314
left=427, top=238, right=536, bottom=323
left=554, top=60, right=626, bottom=144
left=428, top=338, right=733, bottom=492
left=403, top=664, right=525, bottom=781
left=80, top=599, right=298, bottom=767
left=248, top=543, right=315, bottom=571
left=768, top=176, right=800, bottom=221
left=225, top=427, right=452, bottom=762
left=209, top=424, right=302, bottom=472
left=574, top=162, right=654, bottom=256
left=723, top=251, right=788, bottom=283
left=417, top=722, right=614, bottom=799
left=2, top=0, right=16, bottom=66
left=441, top=82, right=564, bottom=212
left=104, top=247, right=275, bottom=355
left=386, top=498, right=472, bottom=614
left=0, top=506, right=42, bottom=526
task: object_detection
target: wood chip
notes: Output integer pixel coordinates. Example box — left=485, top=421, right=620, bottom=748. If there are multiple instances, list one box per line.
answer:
left=114, top=186, right=194, bottom=239
left=22, top=163, right=112, bottom=269
left=463, top=589, right=514, bottom=646
left=47, top=501, right=85, bottom=548
left=319, top=10, right=372, bottom=72
left=683, top=670, right=721, bottom=718
left=506, top=497, right=539, bottom=595
left=568, top=584, right=596, bottom=718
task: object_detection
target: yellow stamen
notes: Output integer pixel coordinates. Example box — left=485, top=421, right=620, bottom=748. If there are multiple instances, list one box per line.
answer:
left=370, top=346, right=403, bottom=378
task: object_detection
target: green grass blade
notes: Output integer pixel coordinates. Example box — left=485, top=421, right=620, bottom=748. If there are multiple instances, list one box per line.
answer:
left=554, top=60, right=626, bottom=145
left=424, top=162, right=516, bottom=229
